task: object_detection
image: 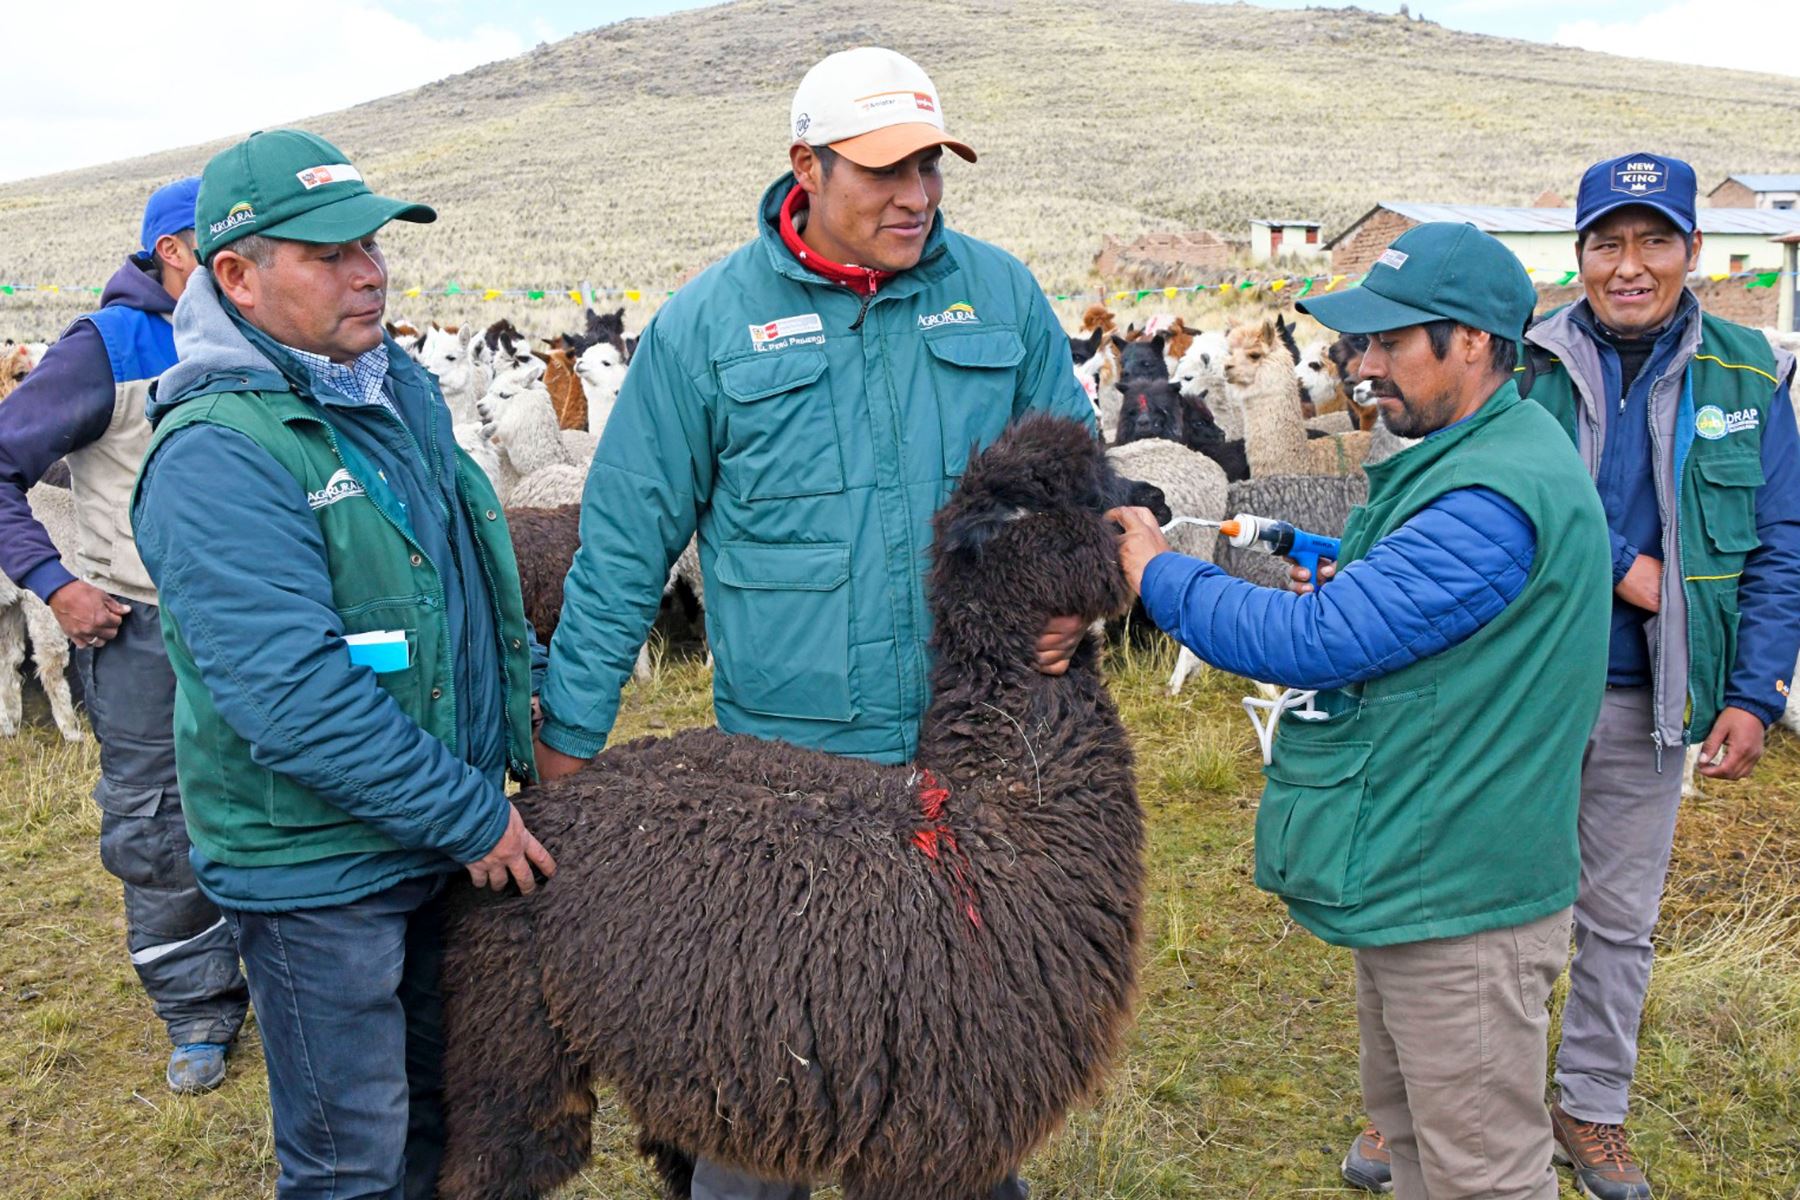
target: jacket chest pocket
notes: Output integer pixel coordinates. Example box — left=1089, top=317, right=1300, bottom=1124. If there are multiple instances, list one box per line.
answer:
left=1691, top=450, right=1763, bottom=573
left=1254, top=731, right=1373, bottom=908
left=716, top=351, right=844, bottom=500
left=709, top=540, right=854, bottom=722
left=925, top=329, right=1024, bottom=477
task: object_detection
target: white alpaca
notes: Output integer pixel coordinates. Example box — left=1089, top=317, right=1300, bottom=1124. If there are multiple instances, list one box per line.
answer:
left=1172, top=332, right=1239, bottom=441
left=1, top=484, right=85, bottom=741
left=576, top=341, right=629, bottom=436
left=1228, top=317, right=1369, bottom=477
left=419, top=325, right=487, bottom=424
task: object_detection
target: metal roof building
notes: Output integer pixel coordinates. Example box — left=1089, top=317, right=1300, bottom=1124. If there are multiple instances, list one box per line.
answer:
left=1326, top=202, right=1800, bottom=276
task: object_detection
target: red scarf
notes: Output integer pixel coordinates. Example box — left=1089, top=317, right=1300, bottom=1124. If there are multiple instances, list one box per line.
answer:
left=778, top=185, right=895, bottom=297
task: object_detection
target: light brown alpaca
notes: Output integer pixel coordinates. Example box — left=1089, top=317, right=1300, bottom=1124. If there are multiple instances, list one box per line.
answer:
left=1081, top=303, right=1117, bottom=334
left=1164, top=317, right=1195, bottom=364
left=1227, top=317, right=1369, bottom=477
left=0, top=345, right=31, bottom=401
left=534, top=347, right=587, bottom=432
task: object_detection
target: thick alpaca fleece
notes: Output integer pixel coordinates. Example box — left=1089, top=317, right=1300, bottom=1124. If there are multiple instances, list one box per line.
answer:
left=438, top=416, right=1148, bottom=1200
left=1228, top=317, right=1369, bottom=477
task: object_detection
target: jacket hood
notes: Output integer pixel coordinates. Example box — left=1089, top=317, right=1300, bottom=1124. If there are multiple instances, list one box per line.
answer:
left=755, top=172, right=948, bottom=283
left=102, top=256, right=177, bottom=315
left=150, top=268, right=290, bottom=421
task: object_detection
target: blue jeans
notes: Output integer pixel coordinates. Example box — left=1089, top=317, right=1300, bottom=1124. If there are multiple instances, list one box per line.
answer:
left=222, top=873, right=449, bottom=1200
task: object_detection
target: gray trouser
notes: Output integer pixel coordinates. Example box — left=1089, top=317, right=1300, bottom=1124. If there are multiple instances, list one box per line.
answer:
left=1554, top=685, right=1685, bottom=1125
left=1358, top=908, right=1572, bottom=1200
left=79, top=600, right=247, bottom=1047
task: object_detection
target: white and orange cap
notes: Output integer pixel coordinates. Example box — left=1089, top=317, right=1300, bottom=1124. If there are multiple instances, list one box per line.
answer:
left=789, top=47, right=977, bottom=169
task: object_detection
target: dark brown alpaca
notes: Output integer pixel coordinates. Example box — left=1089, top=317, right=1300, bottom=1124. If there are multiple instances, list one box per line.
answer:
left=503, top=503, right=581, bottom=641
left=437, top=416, right=1150, bottom=1200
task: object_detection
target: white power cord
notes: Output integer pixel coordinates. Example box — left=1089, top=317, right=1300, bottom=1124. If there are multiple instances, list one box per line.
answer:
left=1242, top=688, right=1328, bottom=766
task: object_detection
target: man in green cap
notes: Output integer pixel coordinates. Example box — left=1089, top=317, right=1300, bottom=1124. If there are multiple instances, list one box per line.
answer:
left=131, top=129, right=553, bottom=1199
left=1109, top=222, right=1614, bottom=1199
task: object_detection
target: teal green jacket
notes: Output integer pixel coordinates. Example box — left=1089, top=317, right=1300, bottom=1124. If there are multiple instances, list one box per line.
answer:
left=539, top=174, right=1094, bottom=763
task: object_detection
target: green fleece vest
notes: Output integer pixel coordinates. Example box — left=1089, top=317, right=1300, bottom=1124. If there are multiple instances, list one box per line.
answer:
left=136, top=390, right=537, bottom=867
left=1526, top=313, right=1777, bottom=741
left=1253, top=384, right=1612, bottom=948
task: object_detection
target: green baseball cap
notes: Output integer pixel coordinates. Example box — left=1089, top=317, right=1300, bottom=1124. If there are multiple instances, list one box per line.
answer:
left=195, top=129, right=435, bottom=263
left=1299, top=221, right=1536, bottom=341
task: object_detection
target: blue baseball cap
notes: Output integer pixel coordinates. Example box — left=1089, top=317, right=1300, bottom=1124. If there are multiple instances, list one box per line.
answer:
left=140, top=176, right=202, bottom=255
left=1575, top=153, right=1696, bottom=234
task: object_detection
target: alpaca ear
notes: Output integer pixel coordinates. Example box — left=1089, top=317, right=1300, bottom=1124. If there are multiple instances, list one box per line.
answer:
left=1150, top=332, right=1167, bottom=353
left=939, top=502, right=1016, bottom=562
left=1110, top=333, right=1126, bottom=352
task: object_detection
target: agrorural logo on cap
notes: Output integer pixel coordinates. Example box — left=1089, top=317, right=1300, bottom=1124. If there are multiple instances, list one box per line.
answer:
left=1611, top=159, right=1667, bottom=197
left=209, top=201, right=256, bottom=237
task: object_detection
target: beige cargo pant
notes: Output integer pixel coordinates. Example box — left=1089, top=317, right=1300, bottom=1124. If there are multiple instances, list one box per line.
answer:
left=1355, top=906, right=1573, bottom=1199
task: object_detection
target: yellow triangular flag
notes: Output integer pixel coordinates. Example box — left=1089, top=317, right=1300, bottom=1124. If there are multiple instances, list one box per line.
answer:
left=1163, top=286, right=1178, bottom=299
left=1270, top=278, right=1287, bottom=292
left=569, top=290, right=583, bottom=303
left=625, top=289, right=641, bottom=303
left=1219, top=282, right=1232, bottom=295
left=1327, top=274, right=1347, bottom=291
left=403, top=287, right=422, bottom=299
left=483, top=289, right=503, bottom=301
left=1710, top=272, right=1729, bottom=282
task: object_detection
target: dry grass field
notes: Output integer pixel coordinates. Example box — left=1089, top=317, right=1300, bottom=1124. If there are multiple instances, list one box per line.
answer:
left=4, top=643, right=1797, bottom=1199
left=5, top=0, right=1800, bottom=336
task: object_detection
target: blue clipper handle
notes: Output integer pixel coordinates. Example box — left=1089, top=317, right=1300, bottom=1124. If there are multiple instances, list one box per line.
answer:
left=1282, top=528, right=1342, bottom=584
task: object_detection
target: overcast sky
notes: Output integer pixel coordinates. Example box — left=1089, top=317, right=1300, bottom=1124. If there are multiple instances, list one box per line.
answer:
left=3, top=0, right=1794, bottom=184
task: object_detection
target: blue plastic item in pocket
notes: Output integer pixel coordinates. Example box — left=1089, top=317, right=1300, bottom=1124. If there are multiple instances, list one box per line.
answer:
left=344, top=629, right=409, bottom=674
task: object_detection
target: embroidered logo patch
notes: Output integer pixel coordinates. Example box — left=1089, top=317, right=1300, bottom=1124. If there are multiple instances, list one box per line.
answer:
left=208, top=201, right=256, bottom=237
left=1375, top=248, right=1409, bottom=271
left=1611, top=158, right=1667, bottom=197
left=296, top=163, right=364, bottom=190
left=1694, top=405, right=1728, bottom=441
left=748, top=313, right=824, bottom=350
left=307, top=468, right=367, bottom=510
left=918, top=302, right=978, bottom=330
left=1725, top=408, right=1760, bottom=435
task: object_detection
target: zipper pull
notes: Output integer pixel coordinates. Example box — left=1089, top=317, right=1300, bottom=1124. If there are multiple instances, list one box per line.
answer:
left=850, top=288, right=874, bottom=332
left=1651, top=730, right=1664, bottom=773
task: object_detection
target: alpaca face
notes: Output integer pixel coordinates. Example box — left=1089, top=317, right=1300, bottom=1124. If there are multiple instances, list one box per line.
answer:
left=931, top=417, right=1149, bottom=626
left=1114, top=381, right=1185, bottom=445
left=1224, top=319, right=1288, bottom=389
left=1112, top=332, right=1169, bottom=382
left=418, top=325, right=469, bottom=384
left=1296, top=339, right=1342, bottom=409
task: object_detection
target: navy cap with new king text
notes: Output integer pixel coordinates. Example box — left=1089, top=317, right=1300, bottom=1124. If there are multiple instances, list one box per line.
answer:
left=1575, top=152, right=1697, bottom=234
left=1298, top=221, right=1536, bottom=342
left=195, top=129, right=435, bottom=263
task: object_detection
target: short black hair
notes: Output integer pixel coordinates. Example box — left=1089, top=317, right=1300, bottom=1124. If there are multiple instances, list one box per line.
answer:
left=1421, top=318, right=1518, bottom=375
left=1575, top=208, right=1695, bottom=257
left=814, top=143, right=841, bottom=179
left=142, top=229, right=196, bottom=281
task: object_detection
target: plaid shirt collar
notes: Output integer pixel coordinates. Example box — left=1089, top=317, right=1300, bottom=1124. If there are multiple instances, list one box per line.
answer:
left=278, top=341, right=393, bottom=412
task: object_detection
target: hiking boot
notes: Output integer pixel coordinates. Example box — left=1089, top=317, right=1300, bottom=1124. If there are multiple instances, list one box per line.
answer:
left=1551, top=1104, right=1652, bottom=1200
left=166, top=1042, right=228, bottom=1094
left=1341, top=1125, right=1393, bottom=1193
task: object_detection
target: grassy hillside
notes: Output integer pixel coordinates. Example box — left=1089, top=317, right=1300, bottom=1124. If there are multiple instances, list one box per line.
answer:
left=4, top=0, right=1800, bottom=335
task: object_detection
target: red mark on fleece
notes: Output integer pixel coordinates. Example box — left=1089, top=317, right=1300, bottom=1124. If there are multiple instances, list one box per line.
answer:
left=912, top=770, right=982, bottom=933
left=1136, top=393, right=1148, bottom=412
